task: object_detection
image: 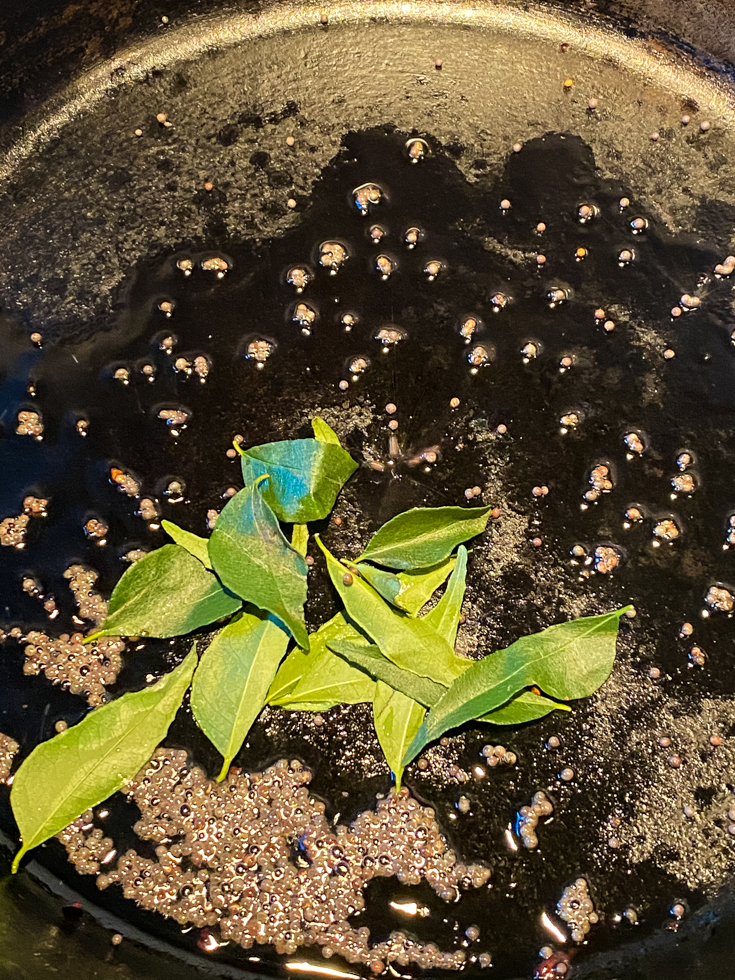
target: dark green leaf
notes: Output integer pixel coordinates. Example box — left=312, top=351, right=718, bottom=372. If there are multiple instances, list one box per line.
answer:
left=404, top=607, right=630, bottom=764
left=283, top=615, right=376, bottom=705
left=312, top=417, right=341, bottom=445
left=317, top=538, right=464, bottom=686
left=92, top=544, right=240, bottom=640
left=328, top=639, right=445, bottom=708
left=191, top=609, right=289, bottom=780
left=240, top=439, right=357, bottom=523
left=423, top=545, right=467, bottom=646
left=10, top=647, right=197, bottom=872
left=162, top=519, right=211, bottom=567
left=358, top=505, right=492, bottom=569
left=208, top=482, right=309, bottom=649
left=373, top=682, right=425, bottom=791
left=479, top=690, right=571, bottom=725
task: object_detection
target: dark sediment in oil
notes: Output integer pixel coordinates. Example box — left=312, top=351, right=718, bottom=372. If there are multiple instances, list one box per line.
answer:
left=2, top=127, right=735, bottom=978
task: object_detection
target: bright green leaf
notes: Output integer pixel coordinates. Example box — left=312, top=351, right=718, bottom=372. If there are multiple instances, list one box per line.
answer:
left=404, top=607, right=631, bottom=765
left=479, top=689, right=571, bottom=725
left=267, top=645, right=312, bottom=704
left=284, top=615, right=376, bottom=705
left=393, top=558, right=457, bottom=614
left=373, top=682, right=425, bottom=791
left=240, top=439, right=357, bottom=523
left=208, top=482, right=309, bottom=649
left=312, top=417, right=341, bottom=445
left=91, top=544, right=240, bottom=640
left=423, top=545, right=467, bottom=646
left=162, top=519, right=211, bottom=568
left=10, top=647, right=197, bottom=873
left=292, top=524, right=309, bottom=558
left=329, top=639, right=445, bottom=708
left=354, top=563, right=402, bottom=605
left=277, top=700, right=339, bottom=712
left=358, top=505, right=492, bottom=569
left=317, top=538, right=464, bottom=686
left=191, top=609, right=290, bottom=780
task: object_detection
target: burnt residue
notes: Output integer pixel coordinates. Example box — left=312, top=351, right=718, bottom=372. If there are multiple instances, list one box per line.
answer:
left=2, top=128, right=735, bottom=978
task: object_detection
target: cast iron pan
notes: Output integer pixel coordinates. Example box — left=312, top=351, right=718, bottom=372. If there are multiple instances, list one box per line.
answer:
left=2, top=3, right=735, bottom=979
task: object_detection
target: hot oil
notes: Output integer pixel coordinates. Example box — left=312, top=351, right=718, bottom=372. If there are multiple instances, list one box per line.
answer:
left=2, top=9, right=735, bottom=979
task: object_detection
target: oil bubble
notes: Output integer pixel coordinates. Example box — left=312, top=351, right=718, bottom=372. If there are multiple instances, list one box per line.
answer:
left=287, top=266, right=313, bottom=292
left=405, top=138, right=429, bottom=163
left=490, top=292, right=509, bottom=311
left=705, top=585, right=734, bottom=613
left=369, top=225, right=386, bottom=243
left=347, top=356, right=370, bottom=379
left=374, top=325, right=407, bottom=350
left=201, top=256, right=230, bottom=277
left=241, top=335, right=276, bottom=368
left=458, top=315, right=481, bottom=342
left=318, top=241, right=349, bottom=275
left=618, top=248, right=635, bottom=266
left=176, top=258, right=193, bottom=276
left=375, top=254, right=395, bottom=279
left=352, top=182, right=383, bottom=215
left=467, top=345, right=494, bottom=370
left=547, top=287, right=569, bottom=307
left=623, top=431, right=645, bottom=455
left=424, top=259, right=443, bottom=281
left=630, top=217, right=648, bottom=234
left=671, top=473, right=696, bottom=494
left=652, top=517, right=681, bottom=544
left=403, top=226, right=423, bottom=249
left=577, top=203, right=599, bottom=223
left=292, top=303, right=317, bottom=334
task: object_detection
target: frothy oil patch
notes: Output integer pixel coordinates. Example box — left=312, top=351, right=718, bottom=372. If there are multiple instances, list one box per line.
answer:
left=58, top=749, right=490, bottom=970
left=0, top=733, right=19, bottom=783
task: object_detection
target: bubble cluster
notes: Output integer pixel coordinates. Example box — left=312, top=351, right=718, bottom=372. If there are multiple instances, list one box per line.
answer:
left=0, top=513, right=29, bottom=548
left=293, top=302, right=317, bottom=333
left=584, top=463, right=614, bottom=503
left=59, top=750, right=490, bottom=969
left=623, top=432, right=644, bottom=455
left=556, top=877, right=598, bottom=942
left=480, top=744, right=517, bottom=767
left=705, top=585, right=734, bottom=613
left=16, top=410, right=43, bottom=439
left=319, top=241, right=348, bottom=275
left=0, top=733, right=19, bottom=782
left=517, top=792, right=554, bottom=849
left=594, top=545, right=621, bottom=574
left=110, top=467, right=141, bottom=497
left=200, top=257, right=229, bottom=277
left=353, top=182, right=383, bottom=215
left=653, top=518, right=680, bottom=543
left=287, top=267, right=312, bottom=292
left=245, top=338, right=276, bottom=368
left=374, top=325, right=407, bottom=349
left=18, top=566, right=124, bottom=705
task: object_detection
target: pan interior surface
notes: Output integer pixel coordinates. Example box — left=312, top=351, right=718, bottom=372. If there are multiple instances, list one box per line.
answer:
left=2, top=5, right=735, bottom=980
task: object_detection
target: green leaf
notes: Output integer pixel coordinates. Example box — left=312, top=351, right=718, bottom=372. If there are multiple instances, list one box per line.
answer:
left=292, top=524, right=309, bottom=557
left=358, top=505, right=492, bottom=569
left=162, top=519, right=211, bottom=568
left=312, top=417, right=341, bottom=445
left=354, top=563, right=402, bottom=605
left=423, top=545, right=467, bottom=646
left=284, top=615, right=376, bottom=705
left=91, top=544, right=240, bottom=640
left=373, top=682, right=425, bottom=791
left=10, top=647, right=197, bottom=872
left=240, top=439, right=358, bottom=523
left=329, top=639, right=445, bottom=708
left=404, top=607, right=631, bottom=765
left=190, top=609, right=289, bottom=780
left=317, top=538, right=464, bottom=686
left=267, top=645, right=312, bottom=704
left=479, top=689, right=571, bottom=725
left=208, top=482, right=309, bottom=649
left=392, top=558, right=457, bottom=614
left=277, top=701, right=338, bottom=712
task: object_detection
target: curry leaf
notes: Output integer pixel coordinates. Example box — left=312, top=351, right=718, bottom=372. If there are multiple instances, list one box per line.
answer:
left=90, top=544, right=240, bottom=640
left=191, top=609, right=290, bottom=781
left=423, top=546, right=467, bottom=646
left=358, top=505, right=492, bottom=570
left=354, top=563, right=402, bottom=605
left=392, top=558, right=457, bottom=614
left=404, top=607, right=631, bottom=764
left=479, top=690, right=571, bottom=725
left=312, top=417, right=341, bottom=445
left=292, top=524, right=309, bottom=557
left=208, top=481, right=309, bottom=649
left=267, top=645, right=312, bottom=704
left=162, top=519, right=211, bottom=568
left=240, top=439, right=358, bottom=523
left=373, top=682, right=425, bottom=791
left=278, top=700, right=339, bottom=712
left=283, top=615, right=376, bottom=705
left=317, top=538, right=464, bottom=686
left=10, top=647, right=197, bottom=873
left=329, top=639, right=445, bottom=708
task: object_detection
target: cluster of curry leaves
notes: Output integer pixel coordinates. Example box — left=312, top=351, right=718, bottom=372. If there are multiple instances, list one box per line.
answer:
left=9, top=418, right=629, bottom=872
